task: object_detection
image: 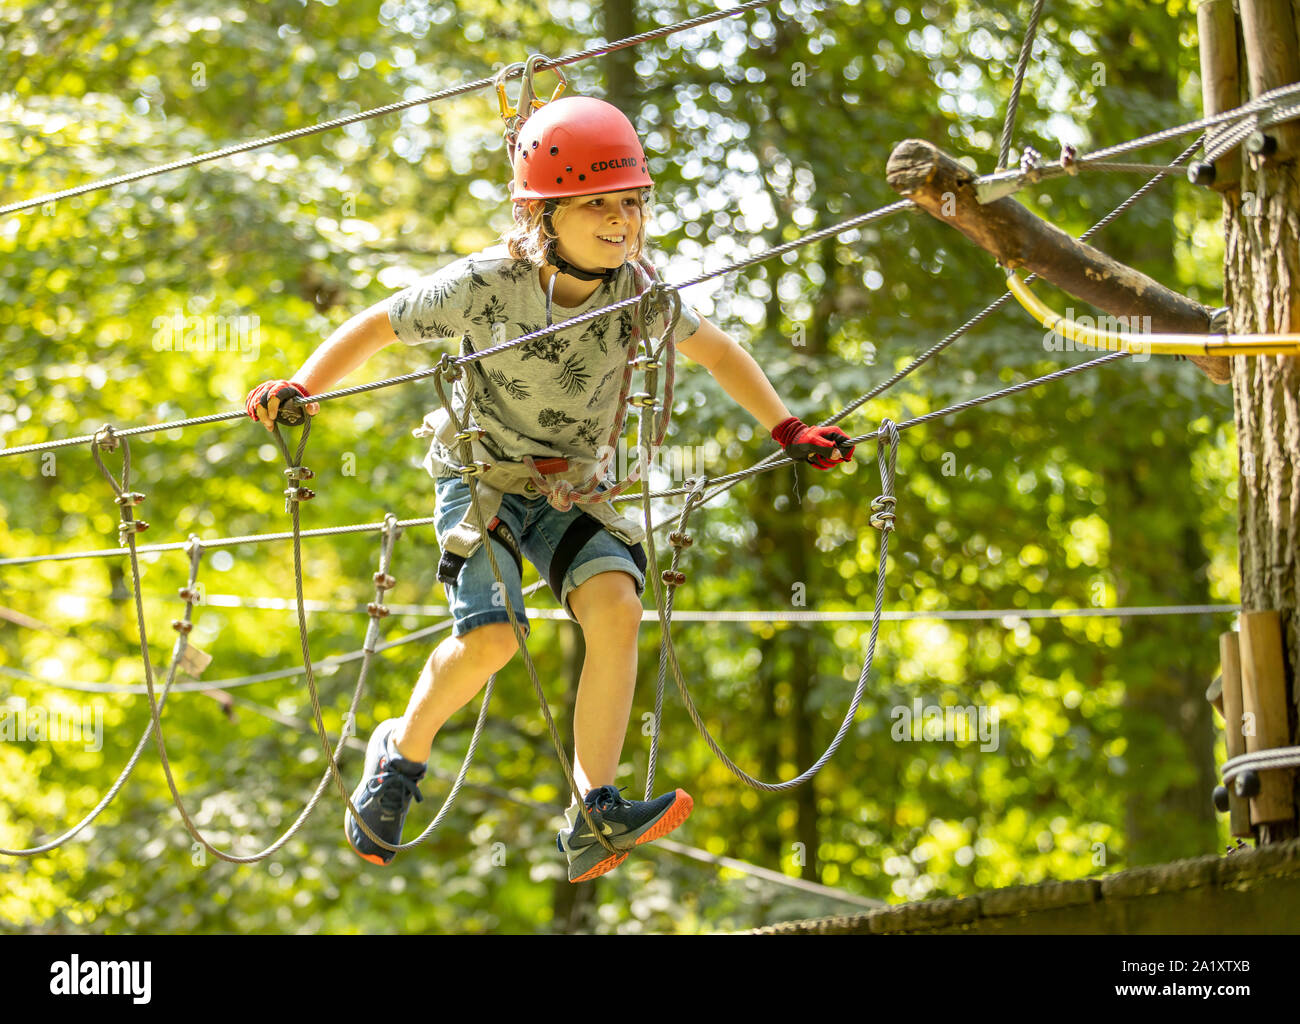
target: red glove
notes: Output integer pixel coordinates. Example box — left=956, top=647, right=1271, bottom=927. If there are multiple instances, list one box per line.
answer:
left=245, top=380, right=317, bottom=430
left=772, top=416, right=855, bottom=470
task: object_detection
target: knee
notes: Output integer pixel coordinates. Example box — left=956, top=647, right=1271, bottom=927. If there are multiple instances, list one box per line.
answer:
left=572, top=573, right=643, bottom=636
left=456, top=621, right=521, bottom=675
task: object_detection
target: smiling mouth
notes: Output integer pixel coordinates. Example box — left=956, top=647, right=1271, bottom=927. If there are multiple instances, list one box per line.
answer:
left=597, top=234, right=626, bottom=246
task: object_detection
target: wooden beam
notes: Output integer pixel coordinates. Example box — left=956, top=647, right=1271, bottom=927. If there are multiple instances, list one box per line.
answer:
left=1219, top=630, right=1253, bottom=838
left=885, top=138, right=1232, bottom=385
left=1195, top=0, right=1243, bottom=190
left=1238, top=610, right=1294, bottom=826
left=1238, top=0, right=1300, bottom=163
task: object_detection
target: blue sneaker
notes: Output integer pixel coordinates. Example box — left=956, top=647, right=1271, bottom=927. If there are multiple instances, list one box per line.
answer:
left=556, top=785, right=693, bottom=883
left=345, top=718, right=426, bottom=865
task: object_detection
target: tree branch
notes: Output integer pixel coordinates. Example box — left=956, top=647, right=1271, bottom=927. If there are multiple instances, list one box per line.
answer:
left=885, top=138, right=1232, bottom=385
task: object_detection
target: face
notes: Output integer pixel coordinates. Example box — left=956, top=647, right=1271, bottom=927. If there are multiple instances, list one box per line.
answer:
left=549, top=190, right=643, bottom=272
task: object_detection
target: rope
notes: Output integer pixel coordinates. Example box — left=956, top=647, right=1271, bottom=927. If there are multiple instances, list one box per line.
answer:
left=105, top=424, right=368, bottom=864
left=997, top=0, right=1047, bottom=172
left=1222, top=748, right=1300, bottom=786
left=642, top=420, right=900, bottom=793
left=1, top=603, right=1239, bottom=697
left=0, top=0, right=780, bottom=217
left=0, top=131, right=1199, bottom=467
left=216, top=685, right=886, bottom=911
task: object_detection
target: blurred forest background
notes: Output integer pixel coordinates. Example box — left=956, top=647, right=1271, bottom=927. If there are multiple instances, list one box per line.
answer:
left=1, top=0, right=1241, bottom=934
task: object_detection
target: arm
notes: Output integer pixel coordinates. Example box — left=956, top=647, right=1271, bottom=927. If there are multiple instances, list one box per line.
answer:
left=675, top=316, right=792, bottom=431
left=249, top=298, right=400, bottom=430
left=291, top=297, right=400, bottom=396
left=676, top=314, right=854, bottom=468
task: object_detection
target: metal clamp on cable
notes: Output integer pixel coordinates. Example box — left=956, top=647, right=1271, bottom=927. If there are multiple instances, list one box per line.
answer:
left=869, top=495, right=897, bottom=532
left=118, top=520, right=150, bottom=545
left=434, top=351, right=464, bottom=384
left=93, top=424, right=119, bottom=453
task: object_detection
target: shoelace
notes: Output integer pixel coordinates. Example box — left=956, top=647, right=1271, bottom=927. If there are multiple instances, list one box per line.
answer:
left=370, top=761, right=425, bottom=813
left=584, top=785, right=629, bottom=816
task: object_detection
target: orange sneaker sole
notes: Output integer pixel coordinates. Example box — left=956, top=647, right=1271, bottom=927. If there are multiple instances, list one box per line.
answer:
left=568, top=789, right=694, bottom=884
left=345, top=813, right=393, bottom=866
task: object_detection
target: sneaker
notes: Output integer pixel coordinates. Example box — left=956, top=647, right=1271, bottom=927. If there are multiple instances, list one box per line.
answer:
left=556, top=785, right=693, bottom=883
left=345, top=718, right=426, bottom=865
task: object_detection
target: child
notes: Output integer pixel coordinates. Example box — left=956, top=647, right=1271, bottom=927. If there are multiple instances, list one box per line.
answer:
left=246, top=95, right=855, bottom=883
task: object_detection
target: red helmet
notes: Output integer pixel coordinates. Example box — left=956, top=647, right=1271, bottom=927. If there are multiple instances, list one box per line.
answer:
left=511, top=96, right=652, bottom=201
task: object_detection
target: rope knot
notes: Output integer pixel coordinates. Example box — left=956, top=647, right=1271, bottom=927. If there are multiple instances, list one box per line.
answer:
left=547, top=479, right=576, bottom=512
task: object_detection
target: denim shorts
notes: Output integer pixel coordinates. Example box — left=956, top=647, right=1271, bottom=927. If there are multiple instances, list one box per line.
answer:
left=433, top=475, right=646, bottom=638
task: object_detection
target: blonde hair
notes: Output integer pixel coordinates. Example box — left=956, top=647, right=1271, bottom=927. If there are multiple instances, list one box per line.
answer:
left=503, top=189, right=652, bottom=267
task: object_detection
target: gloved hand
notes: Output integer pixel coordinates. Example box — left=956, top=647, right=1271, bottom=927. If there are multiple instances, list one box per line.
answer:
left=771, top=416, right=855, bottom=470
left=245, top=380, right=318, bottom=431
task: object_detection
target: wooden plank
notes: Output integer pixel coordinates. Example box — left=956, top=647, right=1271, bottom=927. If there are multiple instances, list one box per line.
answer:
left=1197, top=0, right=1243, bottom=189
left=1219, top=630, right=1253, bottom=837
left=1238, top=610, right=1294, bottom=825
left=1238, top=0, right=1300, bottom=163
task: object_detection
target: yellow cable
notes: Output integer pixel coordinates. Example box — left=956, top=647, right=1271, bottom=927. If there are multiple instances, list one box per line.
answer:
left=1004, top=270, right=1300, bottom=357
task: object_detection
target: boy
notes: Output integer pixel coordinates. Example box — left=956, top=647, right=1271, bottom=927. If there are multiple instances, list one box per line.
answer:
left=247, top=95, right=854, bottom=882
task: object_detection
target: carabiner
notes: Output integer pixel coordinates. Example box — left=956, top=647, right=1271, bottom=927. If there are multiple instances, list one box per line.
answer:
left=520, top=53, right=567, bottom=113
left=495, top=60, right=527, bottom=122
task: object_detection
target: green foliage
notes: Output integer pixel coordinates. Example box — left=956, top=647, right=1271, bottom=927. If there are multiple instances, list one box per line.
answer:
left=2, top=0, right=1238, bottom=934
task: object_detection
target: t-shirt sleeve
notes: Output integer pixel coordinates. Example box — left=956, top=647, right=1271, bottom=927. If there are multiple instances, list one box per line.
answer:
left=388, top=261, right=472, bottom=347
left=670, top=300, right=702, bottom=341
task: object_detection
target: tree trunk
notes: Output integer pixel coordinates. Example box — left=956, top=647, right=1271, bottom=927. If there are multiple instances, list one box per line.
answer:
left=1226, top=162, right=1300, bottom=844
left=1221, top=0, right=1300, bottom=844
left=602, top=0, right=637, bottom=106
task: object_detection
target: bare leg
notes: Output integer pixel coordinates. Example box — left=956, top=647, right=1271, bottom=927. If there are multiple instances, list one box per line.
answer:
left=391, top=621, right=518, bottom=763
left=567, top=572, right=643, bottom=796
